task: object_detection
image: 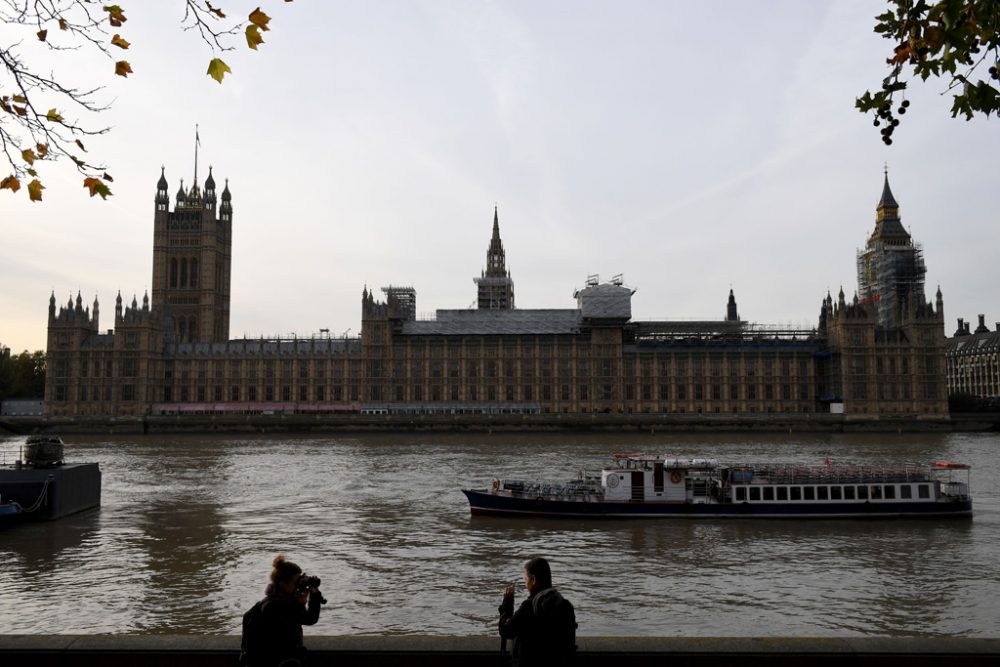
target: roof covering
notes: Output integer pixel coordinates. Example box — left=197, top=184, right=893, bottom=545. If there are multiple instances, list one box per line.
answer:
left=401, top=309, right=582, bottom=335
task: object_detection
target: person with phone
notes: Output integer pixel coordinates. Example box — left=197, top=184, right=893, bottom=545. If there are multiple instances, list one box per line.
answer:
left=498, top=557, right=577, bottom=666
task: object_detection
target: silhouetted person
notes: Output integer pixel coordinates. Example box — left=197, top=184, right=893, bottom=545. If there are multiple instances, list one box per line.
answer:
left=240, top=555, right=323, bottom=667
left=498, top=557, right=577, bottom=666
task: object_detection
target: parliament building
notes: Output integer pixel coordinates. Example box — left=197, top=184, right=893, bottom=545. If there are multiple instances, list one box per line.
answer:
left=44, top=165, right=949, bottom=420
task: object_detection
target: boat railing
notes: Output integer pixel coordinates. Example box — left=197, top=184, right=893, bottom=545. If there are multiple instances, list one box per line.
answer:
left=501, top=479, right=601, bottom=499
left=730, top=465, right=936, bottom=485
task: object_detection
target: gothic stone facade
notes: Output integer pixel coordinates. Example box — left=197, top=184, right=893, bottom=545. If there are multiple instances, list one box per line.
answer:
left=44, top=173, right=949, bottom=418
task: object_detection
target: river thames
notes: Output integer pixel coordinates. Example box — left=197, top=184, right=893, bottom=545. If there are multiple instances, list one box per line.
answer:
left=0, top=432, right=997, bottom=637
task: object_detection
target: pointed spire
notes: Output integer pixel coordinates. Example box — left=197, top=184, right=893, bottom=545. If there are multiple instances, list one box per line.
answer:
left=726, top=288, right=739, bottom=321
left=143, top=291, right=149, bottom=310
left=157, top=166, right=168, bottom=190
left=877, top=167, right=898, bottom=210
left=193, top=124, right=200, bottom=189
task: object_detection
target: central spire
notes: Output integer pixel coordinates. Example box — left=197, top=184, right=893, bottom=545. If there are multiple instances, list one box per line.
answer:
left=193, top=124, right=200, bottom=190
left=474, top=204, right=515, bottom=309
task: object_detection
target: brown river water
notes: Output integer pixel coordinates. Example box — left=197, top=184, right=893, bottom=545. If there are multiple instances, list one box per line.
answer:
left=0, top=432, right=998, bottom=637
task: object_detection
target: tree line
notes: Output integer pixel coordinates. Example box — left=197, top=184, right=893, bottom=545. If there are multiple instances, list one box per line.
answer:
left=0, top=346, right=46, bottom=400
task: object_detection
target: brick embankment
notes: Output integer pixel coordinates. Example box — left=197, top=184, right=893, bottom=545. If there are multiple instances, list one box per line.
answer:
left=3, top=411, right=987, bottom=435
left=2, top=635, right=999, bottom=667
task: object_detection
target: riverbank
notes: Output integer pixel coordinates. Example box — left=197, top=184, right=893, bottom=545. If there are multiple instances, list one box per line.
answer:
left=3, top=412, right=996, bottom=435
left=0, top=413, right=1000, bottom=435
left=2, top=635, right=998, bottom=667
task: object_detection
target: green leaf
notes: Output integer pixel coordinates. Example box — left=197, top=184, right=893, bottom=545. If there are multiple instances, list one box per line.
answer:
left=207, top=58, right=232, bottom=83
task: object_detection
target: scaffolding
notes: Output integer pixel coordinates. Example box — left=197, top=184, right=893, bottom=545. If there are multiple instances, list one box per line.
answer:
left=382, top=285, right=417, bottom=321
left=856, top=241, right=926, bottom=328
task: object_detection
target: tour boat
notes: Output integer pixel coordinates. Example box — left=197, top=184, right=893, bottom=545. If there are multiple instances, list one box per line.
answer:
left=462, top=454, right=973, bottom=518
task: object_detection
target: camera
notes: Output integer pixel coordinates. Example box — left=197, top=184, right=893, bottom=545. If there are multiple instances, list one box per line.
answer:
left=296, top=574, right=321, bottom=593
left=296, top=574, right=326, bottom=604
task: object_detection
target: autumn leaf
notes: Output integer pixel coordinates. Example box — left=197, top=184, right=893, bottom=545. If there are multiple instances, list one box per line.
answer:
left=58, top=18, right=67, bottom=30
left=249, top=8, right=271, bottom=31
left=207, top=2, right=226, bottom=18
left=14, top=106, right=27, bottom=117
left=27, top=168, right=37, bottom=177
left=111, top=34, right=130, bottom=49
left=104, top=5, right=127, bottom=27
left=21, top=149, right=36, bottom=165
left=13, top=95, right=26, bottom=104
left=75, top=139, right=87, bottom=152
left=36, top=143, right=49, bottom=157
left=246, top=24, right=264, bottom=50
left=37, top=30, right=47, bottom=41
left=207, top=58, right=232, bottom=83
left=115, top=60, right=133, bottom=77
left=46, top=108, right=63, bottom=122
left=0, top=176, right=20, bottom=193
left=103, top=172, right=114, bottom=182
left=83, top=177, right=112, bottom=199
left=28, top=179, right=44, bottom=202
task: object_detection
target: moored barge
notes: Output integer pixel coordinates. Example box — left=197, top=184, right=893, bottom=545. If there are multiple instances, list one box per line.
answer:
left=463, top=454, right=972, bottom=518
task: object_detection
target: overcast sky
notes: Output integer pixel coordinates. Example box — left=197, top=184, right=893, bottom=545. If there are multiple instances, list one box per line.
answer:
left=2, top=1, right=997, bottom=352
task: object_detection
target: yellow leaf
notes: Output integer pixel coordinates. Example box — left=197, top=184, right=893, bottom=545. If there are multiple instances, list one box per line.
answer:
left=37, top=29, right=47, bottom=41
left=28, top=179, right=44, bottom=202
left=111, top=34, right=130, bottom=49
left=0, top=175, right=20, bottom=193
left=104, top=5, right=127, bottom=27
left=246, top=24, right=264, bottom=50
left=13, top=95, right=26, bottom=104
left=115, top=60, right=133, bottom=77
left=249, top=7, right=271, bottom=31
left=207, top=58, right=232, bottom=83
left=83, top=177, right=112, bottom=199
left=36, top=143, right=48, bottom=157
left=21, top=149, right=36, bottom=165
left=46, top=108, right=63, bottom=122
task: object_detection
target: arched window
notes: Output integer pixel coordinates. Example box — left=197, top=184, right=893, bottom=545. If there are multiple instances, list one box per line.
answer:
left=189, top=316, right=198, bottom=341
left=180, top=258, right=188, bottom=288
left=170, top=259, right=178, bottom=288
left=190, top=258, right=199, bottom=287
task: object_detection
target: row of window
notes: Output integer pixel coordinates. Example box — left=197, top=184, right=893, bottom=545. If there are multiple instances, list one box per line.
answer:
left=733, top=483, right=932, bottom=503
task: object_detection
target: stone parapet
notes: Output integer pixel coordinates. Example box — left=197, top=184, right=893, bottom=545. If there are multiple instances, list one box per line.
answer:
left=2, top=635, right=999, bottom=667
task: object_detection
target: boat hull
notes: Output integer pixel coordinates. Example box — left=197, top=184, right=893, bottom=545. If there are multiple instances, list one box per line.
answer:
left=462, top=489, right=973, bottom=519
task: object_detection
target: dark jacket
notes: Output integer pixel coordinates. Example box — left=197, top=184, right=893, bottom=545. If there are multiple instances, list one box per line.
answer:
left=498, top=587, right=576, bottom=667
left=244, top=590, right=322, bottom=667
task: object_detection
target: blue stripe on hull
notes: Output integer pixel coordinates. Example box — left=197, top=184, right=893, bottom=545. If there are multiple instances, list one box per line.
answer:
left=461, top=490, right=972, bottom=519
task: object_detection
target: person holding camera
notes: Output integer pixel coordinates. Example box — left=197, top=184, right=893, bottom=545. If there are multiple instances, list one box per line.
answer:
left=240, top=555, right=325, bottom=667
left=498, top=557, right=577, bottom=667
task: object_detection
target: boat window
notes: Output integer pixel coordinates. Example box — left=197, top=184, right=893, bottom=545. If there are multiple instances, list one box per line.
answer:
left=790, top=487, right=802, bottom=501
left=918, top=484, right=930, bottom=499
left=900, top=485, right=912, bottom=499
left=857, top=486, right=869, bottom=500
left=804, top=486, right=815, bottom=501
left=883, top=485, right=895, bottom=500
left=736, top=487, right=747, bottom=502
left=750, top=487, right=761, bottom=501
left=776, top=487, right=788, bottom=501
left=763, top=487, right=774, bottom=501
left=830, top=486, right=841, bottom=500
left=843, top=486, right=855, bottom=500
left=816, top=486, right=828, bottom=500
left=870, top=485, right=882, bottom=500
